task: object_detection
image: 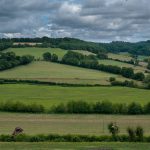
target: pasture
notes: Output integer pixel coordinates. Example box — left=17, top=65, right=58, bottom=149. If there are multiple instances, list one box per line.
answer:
left=5, top=48, right=68, bottom=60
left=0, top=113, right=150, bottom=135
left=0, top=61, right=124, bottom=85
left=0, top=142, right=149, bottom=150
left=0, top=84, right=150, bottom=107
left=108, top=53, right=132, bottom=61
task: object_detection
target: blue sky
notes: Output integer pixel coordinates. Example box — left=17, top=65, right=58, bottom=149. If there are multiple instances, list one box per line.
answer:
left=0, top=0, right=150, bottom=42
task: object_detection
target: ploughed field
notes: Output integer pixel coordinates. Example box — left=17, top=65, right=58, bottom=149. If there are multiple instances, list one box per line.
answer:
left=0, top=142, right=149, bottom=150
left=0, top=84, right=150, bottom=107
left=0, top=113, right=150, bottom=135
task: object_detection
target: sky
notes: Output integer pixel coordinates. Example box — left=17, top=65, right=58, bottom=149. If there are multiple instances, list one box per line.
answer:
left=0, top=0, right=150, bottom=42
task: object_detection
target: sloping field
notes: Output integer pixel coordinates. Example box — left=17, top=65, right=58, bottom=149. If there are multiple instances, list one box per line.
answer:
left=108, top=53, right=132, bottom=61
left=5, top=48, right=68, bottom=60
left=98, top=59, right=147, bottom=73
left=0, top=61, right=123, bottom=85
left=0, top=84, right=149, bottom=107
left=0, top=142, right=149, bottom=150
left=0, top=113, right=150, bottom=135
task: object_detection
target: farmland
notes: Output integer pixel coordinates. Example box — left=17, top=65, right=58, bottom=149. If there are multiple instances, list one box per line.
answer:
left=5, top=48, right=68, bottom=60
left=0, top=84, right=150, bottom=107
left=0, top=61, right=124, bottom=85
left=0, top=142, right=150, bottom=150
left=0, top=113, right=150, bottom=135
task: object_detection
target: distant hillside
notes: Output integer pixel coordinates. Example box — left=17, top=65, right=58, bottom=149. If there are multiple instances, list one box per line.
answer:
left=1, top=37, right=150, bottom=56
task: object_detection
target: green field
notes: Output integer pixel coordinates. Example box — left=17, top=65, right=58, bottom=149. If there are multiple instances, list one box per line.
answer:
left=108, top=53, right=132, bottom=61
left=0, top=113, right=150, bottom=135
left=98, top=59, right=147, bottom=73
left=98, top=59, right=133, bottom=67
left=0, top=61, right=124, bottom=85
left=0, top=84, right=150, bottom=107
left=5, top=48, right=68, bottom=60
left=0, top=142, right=149, bottom=150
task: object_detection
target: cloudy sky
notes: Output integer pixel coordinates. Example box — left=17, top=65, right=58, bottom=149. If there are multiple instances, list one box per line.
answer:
left=0, top=0, right=150, bottom=42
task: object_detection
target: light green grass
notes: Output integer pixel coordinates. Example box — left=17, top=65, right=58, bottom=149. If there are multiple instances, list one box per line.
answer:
left=72, top=50, right=96, bottom=55
left=0, top=142, right=150, bottom=150
left=98, top=59, right=147, bottom=73
left=98, top=59, right=133, bottom=67
left=0, top=84, right=150, bottom=107
left=108, top=53, right=132, bottom=61
left=5, top=47, right=68, bottom=59
left=0, top=113, right=150, bottom=135
left=0, top=61, right=123, bottom=85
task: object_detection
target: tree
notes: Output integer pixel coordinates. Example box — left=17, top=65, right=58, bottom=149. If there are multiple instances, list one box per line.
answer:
left=51, top=54, right=58, bottom=62
left=147, top=61, right=150, bottom=70
left=43, top=52, right=51, bottom=61
left=97, top=52, right=108, bottom=59
left=108, top=122, right=119, bottom=138
left=133, top=72, right=145, bottom=81
left=121, top=67, right=134, bottom=78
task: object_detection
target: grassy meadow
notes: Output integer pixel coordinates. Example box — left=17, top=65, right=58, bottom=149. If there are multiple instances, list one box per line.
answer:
left=0, top=113, right=150, bottom=135
left=0, top=142, right=150, bottom=150
left=0, top=84, right=150, bottom=107
left=5, top=47, right=68, bottom=60
left=0, top=61, right=125, bottom=85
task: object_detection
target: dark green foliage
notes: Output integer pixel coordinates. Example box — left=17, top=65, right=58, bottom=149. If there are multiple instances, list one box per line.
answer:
left=0, top=52, right=34, bottom=70
left=127, top=127, right=136, bottom=142
left=109, top=77, right=116, bottom=82
left=97, top=52, right=108, bottom=59
left=147, top=61, right=150, bottom=70
left=0, top=101, right=45, bottom=113
left=43, top=52, right=51, bottom=61
left=128, top=102, right=143, bottom=115
left=108, top=122, right=119, bottom=138
left=136, top=126, right=144, bottom=141
left=127, top=126, right=144, bottom=142
left=67, top=101, right=92, bottom=114
left=133, top=72, right=145, bottom=81
left=0, top=42, right=12, bottom=51
left=43, top=52, right=58, bottom=62
left=121, top=67, right=134, bottom=78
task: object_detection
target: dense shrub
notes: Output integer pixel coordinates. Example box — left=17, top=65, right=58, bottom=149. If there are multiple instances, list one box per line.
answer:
left=67, top=101, right=92, bottom=114
left=0, top=52, right=34, bottom=71
left=0, top=101, right=45, bottom=113
left=128, top=102, right=143, bottom=115
left=0, top=100, right=150, bottom=115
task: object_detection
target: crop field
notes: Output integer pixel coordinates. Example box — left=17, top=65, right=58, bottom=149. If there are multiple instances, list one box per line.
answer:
left=108, top=53, right=132, bottom=61
left=0, top=84, right=150, bottom=107
left=0, top=113, right=150, bottom=135
left=98, top=59, right=133, bottom=67
left=0, top=61, right=125, bottom=85
left=5, top=48, right=68, bottom=60
left=72, top=50, right=96, bottom=55
left=0, top=142, right=150, bottom=150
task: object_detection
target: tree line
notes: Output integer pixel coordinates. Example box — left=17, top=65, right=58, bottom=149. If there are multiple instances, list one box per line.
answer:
left=0, top=100, right=150, bottom=115
left=0, top=52, right=34, bottom=71
left=1, top=37, right=150, bottom=56
left=59, top=51, right=145, bottom=81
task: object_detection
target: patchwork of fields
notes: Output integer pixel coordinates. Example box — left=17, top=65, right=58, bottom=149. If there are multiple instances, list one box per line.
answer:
left=0, top=47, right=150, bottom=149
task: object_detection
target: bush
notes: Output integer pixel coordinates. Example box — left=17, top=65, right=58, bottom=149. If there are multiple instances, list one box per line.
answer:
left=127, top=127, right=136, bottom=142
left=67, top=101, right=91, bottom=114
left=128, top=102, right=143, bottom=115
left=136, top=126, right=144, bottom=142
